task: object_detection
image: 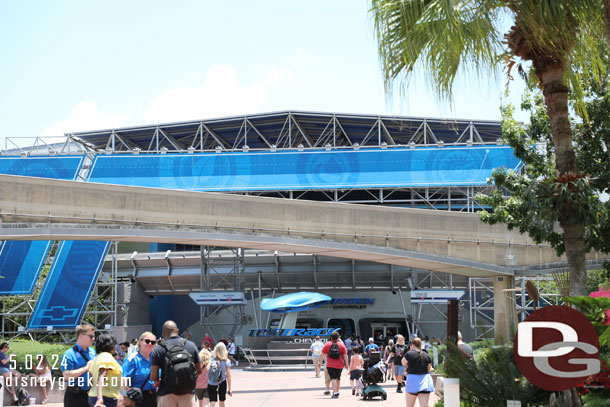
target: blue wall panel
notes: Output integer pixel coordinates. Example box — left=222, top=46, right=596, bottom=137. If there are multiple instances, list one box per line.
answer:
left=87, top=146, right=521, bottom=191
left=0, top=241, right=51, bottom=295
left=27, top=241, right=111, bottom=329
left=0, top=155, right=84, bottom=180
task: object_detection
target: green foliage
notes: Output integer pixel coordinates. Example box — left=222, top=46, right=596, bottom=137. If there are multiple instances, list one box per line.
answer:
left=478, top=87, right=610, bottom=256
left=565, top=296, right=610, bottom=350
left=7, top=339, right=70, bottom=377
left=443, top=342, right=551, bottom=406
left=581, top=394, right=610, bottom=407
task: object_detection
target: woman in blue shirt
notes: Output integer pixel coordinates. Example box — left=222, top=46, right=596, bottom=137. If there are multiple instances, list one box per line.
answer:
left=0, top=342, right=22, bottom=403
left=122, top=332, right=158, bottom=407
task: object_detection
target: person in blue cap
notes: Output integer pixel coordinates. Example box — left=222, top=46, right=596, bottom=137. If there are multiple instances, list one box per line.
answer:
left=60, top=324, right=97, bottom=407
left=122, top=331, right=158, bottom=407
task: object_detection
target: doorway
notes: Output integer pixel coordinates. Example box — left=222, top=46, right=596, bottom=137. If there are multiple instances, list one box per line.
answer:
left=371, top=323, right=401, bottom=342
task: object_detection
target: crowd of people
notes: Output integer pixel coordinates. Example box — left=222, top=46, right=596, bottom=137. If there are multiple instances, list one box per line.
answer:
left=308, top=331, right=466, bottom=407
left=55, top=321, right=233, bottom=407
left=1, top=323, right=471, bottom=407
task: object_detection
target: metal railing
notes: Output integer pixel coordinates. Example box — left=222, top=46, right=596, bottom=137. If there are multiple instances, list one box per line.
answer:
left=241, top=348, right=313, bottom=368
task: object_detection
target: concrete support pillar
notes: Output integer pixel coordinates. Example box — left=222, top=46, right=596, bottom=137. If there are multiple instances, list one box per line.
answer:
left=493, top=275, right=516, bottom=345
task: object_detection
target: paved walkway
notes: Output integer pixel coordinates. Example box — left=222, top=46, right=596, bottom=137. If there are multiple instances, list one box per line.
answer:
left=42, top=369, right=440, bottom=407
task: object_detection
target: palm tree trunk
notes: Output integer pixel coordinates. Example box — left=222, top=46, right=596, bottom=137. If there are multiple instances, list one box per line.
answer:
left=537, top=64, right=588, bottom=297
left=604, top=0, right=610, bottom=67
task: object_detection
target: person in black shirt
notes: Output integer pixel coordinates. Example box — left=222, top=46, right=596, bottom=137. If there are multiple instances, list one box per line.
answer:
left=385, top=334, right=408, bottom=393
left=401, top=337, right=434, bottom=407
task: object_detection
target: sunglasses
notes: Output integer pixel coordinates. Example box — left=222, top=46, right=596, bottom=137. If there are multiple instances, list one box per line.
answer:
left=142, top=339, right=156, bottom=345
left=86, top=335, right=95, bottom=340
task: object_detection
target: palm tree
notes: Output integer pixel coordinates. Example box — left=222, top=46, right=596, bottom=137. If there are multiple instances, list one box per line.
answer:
left=370, top=0, right=606, bottom=297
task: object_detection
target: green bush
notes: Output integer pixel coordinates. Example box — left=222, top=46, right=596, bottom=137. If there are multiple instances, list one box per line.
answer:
left=5, top=339, right=71, bottom=377
left=443, top=342, right=551, bottom=407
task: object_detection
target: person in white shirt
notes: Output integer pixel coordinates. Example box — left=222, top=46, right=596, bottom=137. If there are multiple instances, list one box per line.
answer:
left=309, top=336, right=325, bottom=378
left=227, top=337, right=238, bottom=367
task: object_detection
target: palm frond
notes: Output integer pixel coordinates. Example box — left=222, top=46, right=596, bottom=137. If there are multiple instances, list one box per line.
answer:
left=371, top=0, right=504, bottom=102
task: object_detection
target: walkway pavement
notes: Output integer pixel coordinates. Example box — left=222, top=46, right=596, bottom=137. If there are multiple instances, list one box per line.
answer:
left=43, top=368, right=440, bottom=407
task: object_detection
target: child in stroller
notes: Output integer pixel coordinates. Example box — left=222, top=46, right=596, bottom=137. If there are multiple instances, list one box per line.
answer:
left=358, top=358, right=388, bottom=400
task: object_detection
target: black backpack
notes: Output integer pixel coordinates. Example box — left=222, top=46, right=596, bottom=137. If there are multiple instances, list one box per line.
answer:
left=328, top=341, right=341, bottom=359
left=16, top=388, right=30, bottom=406
left=161, top=338, right=197, bottom=395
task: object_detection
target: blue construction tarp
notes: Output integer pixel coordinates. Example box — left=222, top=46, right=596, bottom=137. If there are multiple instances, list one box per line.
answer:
left=0, top=155, right=84, bottom=180
left=0, top=241, right=52, bottom=295
left=87, top=146, right=521, bottom=191
left=27, top=241, right=111, bottom=330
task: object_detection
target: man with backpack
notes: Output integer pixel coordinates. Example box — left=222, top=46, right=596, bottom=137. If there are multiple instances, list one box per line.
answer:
left=320, top=331, right=348, bottom=399
left=150, top=321, right=202, bottom=407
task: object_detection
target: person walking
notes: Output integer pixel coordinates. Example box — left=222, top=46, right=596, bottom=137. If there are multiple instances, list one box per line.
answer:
left=122, top=332, right=158, bottom=407
left=344, top=336, right=353, bottom=359
left=0, top=342, right=22, bottom=404
left=88, top=333, right=123, bottom=407
left=150, top=321, right=202, bottom=407
left=348, top=347, right=363, bottom=396
left=227, top=337, right=238, bottom=367
left=402, top=337, right=434, bottom=407
left=320, top=331, right=348, bottom=399
left=195, top=348, right=211, bottom=407
left=383, top=339, right=395, bottom=380
left=207, top=342, right=232, bottom=407
left=309, top=336, right=324, bottom=378
left=386, top=334, right=408, bottom=393
left=61, top=324, right=97, bottom=407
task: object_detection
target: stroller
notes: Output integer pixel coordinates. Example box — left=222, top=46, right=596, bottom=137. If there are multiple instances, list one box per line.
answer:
left=359, top=355, right=388, bottom=400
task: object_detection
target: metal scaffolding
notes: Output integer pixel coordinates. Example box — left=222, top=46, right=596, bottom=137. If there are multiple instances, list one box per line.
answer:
left=468, top=275, right=561, bottom=340
left=199, top=247, right=249, bottom=340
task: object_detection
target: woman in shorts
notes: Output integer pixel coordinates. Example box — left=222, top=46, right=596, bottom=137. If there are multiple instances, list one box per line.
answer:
left=0, top=342, right=22, bottom=404
left=383, top=339, right=394, bottom=380
left=386, top=335, right=408, bottom=393
left=31, top=355, right=52, bottom=404
left=207, top=342, right=232, bottom=407
left=402, top=337, right=434, bottom=407
left=195, top=348, right=211, bottom=407
left=348, top=347, right=363, bottom=396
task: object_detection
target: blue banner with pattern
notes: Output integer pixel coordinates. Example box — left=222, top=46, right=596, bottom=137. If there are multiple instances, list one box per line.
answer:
left=0, top=155, right=84, bottom=180
left=0, top=155, right=84, bottom=296
left=86, top=146, right=521, bottom=191
left=27, top=241, right=111, bottom=329
left=0, top=241, right=52, bottom=295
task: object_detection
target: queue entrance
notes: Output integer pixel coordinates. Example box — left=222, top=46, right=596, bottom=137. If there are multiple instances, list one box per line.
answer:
left=371, top=322, right=402, bottom=341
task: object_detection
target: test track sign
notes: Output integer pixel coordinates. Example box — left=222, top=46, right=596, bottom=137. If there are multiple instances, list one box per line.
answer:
left=189, top=291, right=247, bottom=305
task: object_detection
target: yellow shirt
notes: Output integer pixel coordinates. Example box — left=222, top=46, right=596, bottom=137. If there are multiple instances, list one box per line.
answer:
left=89, top=352, right=123, bottom=399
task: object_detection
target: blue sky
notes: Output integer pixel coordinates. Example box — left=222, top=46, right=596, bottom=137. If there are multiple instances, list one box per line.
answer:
left=0, top=0, right=527, bottom=146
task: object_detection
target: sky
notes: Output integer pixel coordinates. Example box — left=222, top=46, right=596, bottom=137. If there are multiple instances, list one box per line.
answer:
left=0, top=1, right=528, bottom=148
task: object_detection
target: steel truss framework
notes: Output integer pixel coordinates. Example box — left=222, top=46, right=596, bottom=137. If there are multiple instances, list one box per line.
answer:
left=468, top=276, right=561, bottom=340
left=0, top=112, right=508, bottom=212
left=199, top=247, right=249, bottom=338
left=0, top=242, right=118, bottom=341
left=63, top=111, right=503, bottom=152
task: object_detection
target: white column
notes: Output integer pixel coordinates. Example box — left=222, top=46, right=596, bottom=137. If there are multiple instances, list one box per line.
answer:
left=444, top=378, right=460, bottom=407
